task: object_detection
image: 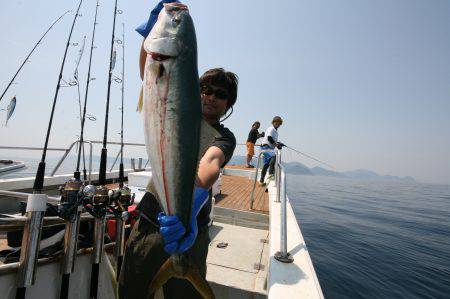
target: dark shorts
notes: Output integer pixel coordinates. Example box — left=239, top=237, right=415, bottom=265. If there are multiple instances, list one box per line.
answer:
left=118, top=216, right=211, bottom=299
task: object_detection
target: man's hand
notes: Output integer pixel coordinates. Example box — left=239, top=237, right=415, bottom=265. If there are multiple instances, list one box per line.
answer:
left=276, top=142, right=286, bottom=149
left=157, top=187, right=209, bottom=254
left=158, top=213, right=186, bottom=254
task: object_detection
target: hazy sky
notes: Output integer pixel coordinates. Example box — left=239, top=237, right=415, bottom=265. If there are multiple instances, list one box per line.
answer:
left=0, top=0, right=449, bottom=184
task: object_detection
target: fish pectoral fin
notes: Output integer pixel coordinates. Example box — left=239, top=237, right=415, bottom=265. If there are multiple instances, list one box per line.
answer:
left=185, top=267, right=216, bottom=299
left=148, top=256, right=215, bottom=299
left=148, top=258, right=175, bottom=297
left=137, top=86, right=144, bottom=112
left=198, top=119, right=220, bottom=159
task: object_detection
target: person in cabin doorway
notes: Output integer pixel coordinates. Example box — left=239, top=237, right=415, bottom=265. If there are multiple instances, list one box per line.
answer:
left=119, top=2, right=238, bottom=298
left=259, top=116, right=284, bottom=186
left=246, top=121, right=264, bottom=168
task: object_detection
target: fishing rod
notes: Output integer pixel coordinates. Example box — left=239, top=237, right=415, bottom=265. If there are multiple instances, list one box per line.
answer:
left=75, top=0, right=100, bottom=181
left=89, top=0, right=119, bottom=297
left=113, top=22, right=132, bottom=281
left=15, top=2, right=84, bottom=299
left=0, top=10, right=70, bottom=104
left=58, top=1, right=101, bottom=299
left=74, top=36, right=88, bottom=181
left=284, top=145, right=335, bottom=169
left=119, top=23, right=125, bottom=189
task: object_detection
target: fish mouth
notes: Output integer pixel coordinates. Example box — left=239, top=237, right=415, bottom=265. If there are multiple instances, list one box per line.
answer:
left=149, top=52, right=173, bottom=62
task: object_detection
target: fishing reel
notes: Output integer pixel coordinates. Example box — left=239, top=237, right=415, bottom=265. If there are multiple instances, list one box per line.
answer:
left=58, top=178, right=84, bottom=221
left=81, top=185, right=110, bottom=218
left=108, top=186, right=135, bottom=220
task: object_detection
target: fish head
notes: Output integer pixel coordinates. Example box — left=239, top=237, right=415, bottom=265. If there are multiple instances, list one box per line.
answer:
left=143, top=3, right=196, bottom=62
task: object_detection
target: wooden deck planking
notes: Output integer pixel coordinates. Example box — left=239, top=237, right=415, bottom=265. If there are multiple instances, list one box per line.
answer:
left=215, top=175, right=268, bottom=214
left=105, top=174, right=269, bottom=214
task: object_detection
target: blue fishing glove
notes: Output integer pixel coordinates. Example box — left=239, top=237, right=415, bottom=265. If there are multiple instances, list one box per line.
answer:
left=157, top=187, right=209, bottom=254
left=158, top=212, right=186, bottom=254
left=135, top=0, right=181, bottom=38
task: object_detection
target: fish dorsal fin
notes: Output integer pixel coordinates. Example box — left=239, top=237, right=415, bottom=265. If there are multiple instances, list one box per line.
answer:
left=137, top=86, right=144, bottom=113
left=198, top=119, right=220, bottom=160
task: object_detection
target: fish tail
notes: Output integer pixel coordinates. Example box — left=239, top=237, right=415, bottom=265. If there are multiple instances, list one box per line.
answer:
left=148, top=255, right=215, bottom=299
left=137, top=86, right=144, bottom=112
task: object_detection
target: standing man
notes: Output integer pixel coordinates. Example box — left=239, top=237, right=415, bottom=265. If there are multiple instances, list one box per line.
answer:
left=246, top=121, right=264, bottom=168
left=119, top=2, right=238, bottom=298
left=259, top=116, right=284, bottom=186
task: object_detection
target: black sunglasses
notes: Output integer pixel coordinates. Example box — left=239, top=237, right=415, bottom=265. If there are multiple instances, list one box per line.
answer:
left=200, top=84, right=229, bottom=100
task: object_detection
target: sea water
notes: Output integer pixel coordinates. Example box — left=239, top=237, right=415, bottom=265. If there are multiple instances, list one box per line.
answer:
left=288, top=174, right=450, bottom=299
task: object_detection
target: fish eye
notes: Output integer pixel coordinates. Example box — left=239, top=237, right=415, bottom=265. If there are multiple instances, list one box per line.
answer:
left=172, top=17, right=181, bottom=26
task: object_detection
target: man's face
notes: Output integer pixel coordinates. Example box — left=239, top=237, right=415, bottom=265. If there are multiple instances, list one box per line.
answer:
left=274, top=121, right=282, bottom=129
left=201, top=84, right=229, bottom=121
left=255, top=123, right=260, bottom=129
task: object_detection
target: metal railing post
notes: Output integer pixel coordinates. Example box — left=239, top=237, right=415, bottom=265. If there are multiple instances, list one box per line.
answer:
left=109, top=147, right=122, bottom=172
left=249, top=151, right=266, bottom=210
left=274, top=164, right=294, bottom=263
left=250, top=153, right=262, bottom=210
left=51, top=141, right=79, bottom=176
left=275, top=149, right=281, bottom=202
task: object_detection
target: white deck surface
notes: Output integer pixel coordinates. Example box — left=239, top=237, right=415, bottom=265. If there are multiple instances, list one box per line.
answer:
left=207, top=222, right=269, bottom=298
left=267, top=181, right=324, bottom=299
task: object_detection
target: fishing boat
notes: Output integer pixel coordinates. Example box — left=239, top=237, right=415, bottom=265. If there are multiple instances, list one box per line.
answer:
left=0, top=160, right=25, bottom=175
left=0, top=1, right=323, bottom=297
left=0, top=141, right=324, bottom=298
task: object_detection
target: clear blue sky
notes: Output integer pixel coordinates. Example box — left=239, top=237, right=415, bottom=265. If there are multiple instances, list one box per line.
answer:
left=0, top=0, right=449, bottom=184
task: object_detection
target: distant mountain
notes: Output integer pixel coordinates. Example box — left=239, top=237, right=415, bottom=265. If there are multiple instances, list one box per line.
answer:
left=343, top=169, right=416, bottom=182
left=343, top=169, right=381, bottom=180
left=310, top=166, right=346, bottom=178
left=282, top=162, right=313, bottom=175
left=227, top=156, right=416, bottom=183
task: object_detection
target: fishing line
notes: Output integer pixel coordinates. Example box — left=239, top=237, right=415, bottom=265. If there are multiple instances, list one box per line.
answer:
left=284, top=145, right=335, bottom=169
left=0, top=10, right=70, bottom=103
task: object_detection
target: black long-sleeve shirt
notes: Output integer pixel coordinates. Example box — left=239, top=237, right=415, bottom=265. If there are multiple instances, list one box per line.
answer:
left=247, top=128, right=261, bottom=144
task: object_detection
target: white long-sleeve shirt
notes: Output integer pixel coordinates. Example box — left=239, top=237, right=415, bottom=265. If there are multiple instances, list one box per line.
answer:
left=261, top=125, right=278, bottom=149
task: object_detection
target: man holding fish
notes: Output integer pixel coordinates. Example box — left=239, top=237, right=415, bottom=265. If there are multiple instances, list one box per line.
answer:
left=119, top=1, right=237, bottom=298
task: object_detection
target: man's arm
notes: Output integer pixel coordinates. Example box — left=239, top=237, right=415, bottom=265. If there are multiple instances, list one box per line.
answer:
left=196, top=146, right=225, bottom=189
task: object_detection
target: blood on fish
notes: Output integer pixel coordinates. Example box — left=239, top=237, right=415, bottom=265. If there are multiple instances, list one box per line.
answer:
left=155, top=72, right=172, bottom=214
left=151, top=52, right=171, bottom=62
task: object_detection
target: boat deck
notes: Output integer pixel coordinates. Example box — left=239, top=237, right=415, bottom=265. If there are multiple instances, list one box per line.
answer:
left=215, top=175, right=268, bottom=214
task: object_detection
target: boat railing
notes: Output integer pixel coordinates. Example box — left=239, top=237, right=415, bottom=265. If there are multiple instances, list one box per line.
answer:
left=0, top=139, right=147, bottom=183
left=249, top=150, right=269, bottom=209
left=249, top=148, right=294, bottom=263
left=50, top=140, right=93, bottom=182
left=274, top=148, right=294, bottom=263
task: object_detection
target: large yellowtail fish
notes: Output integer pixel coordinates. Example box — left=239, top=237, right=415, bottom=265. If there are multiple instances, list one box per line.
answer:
left=141, top=3, right=216, bottom=298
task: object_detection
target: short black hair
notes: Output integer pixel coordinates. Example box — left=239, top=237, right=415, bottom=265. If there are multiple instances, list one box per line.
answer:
left=252, top=121, right=260, bottom=127
left=200, top=68, right=238, bottom=109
